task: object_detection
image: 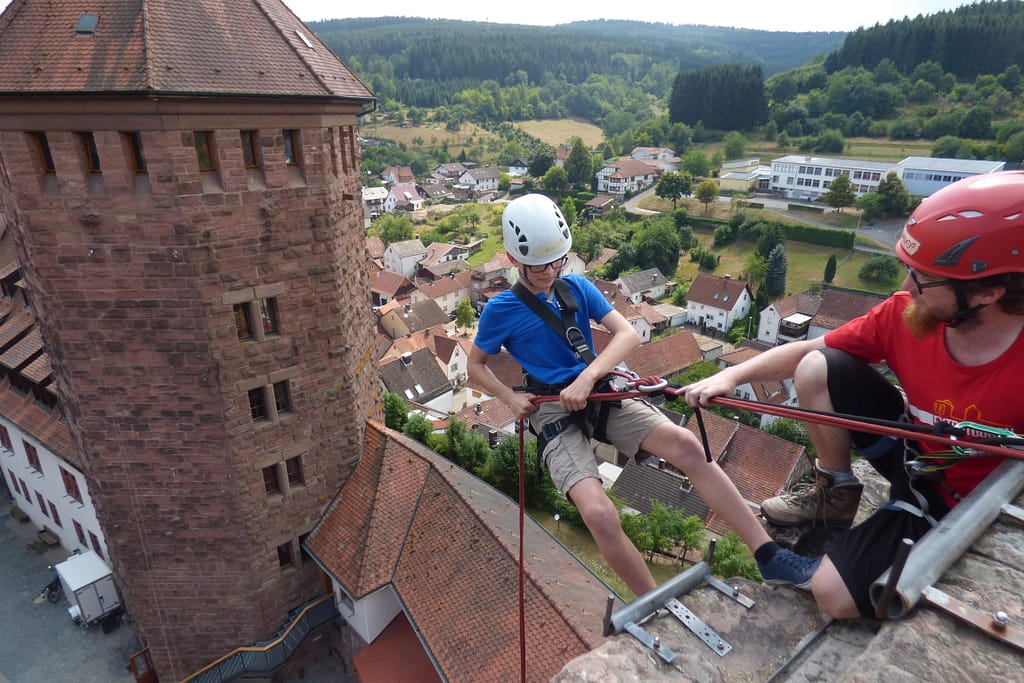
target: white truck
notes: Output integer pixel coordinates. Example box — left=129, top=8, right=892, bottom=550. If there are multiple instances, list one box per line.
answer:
left=54, top=550, right=123, bottom=627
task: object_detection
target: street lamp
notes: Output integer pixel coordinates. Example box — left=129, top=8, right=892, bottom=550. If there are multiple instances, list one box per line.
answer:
left=554, top=513, right=560, bottom=533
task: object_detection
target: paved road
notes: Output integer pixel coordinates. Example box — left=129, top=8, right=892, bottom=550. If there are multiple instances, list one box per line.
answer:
left=0, top=494, right=137, bottom=683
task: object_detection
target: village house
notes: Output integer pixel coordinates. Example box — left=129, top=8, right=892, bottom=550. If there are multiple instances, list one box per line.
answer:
left=615, top=267, right=672, bottom=304
left=433, top=162, right=467, bottom=181
left=383, top=182, right=426, bottom=213
left=684, top=273, right=752, bottom=334
left=370, top=269, right=417, bottom=308
left=381, top=165, right=415, bottom=185
left=378, top=348, right=453, bottom=416
left=757, top=290, right=823, bottom=346
left=457, top=166, right=500, bottom=196
left=409, top=270, right=473, bottom=316
left=596, top=158, right=660, bottom=195
left=361, top=185, right=388, bottom=223
left=376, top=299, right=449, bottom=340
left=382, top=238, right=427, bottom=279
left=717, top=346, right=797, bottom=428
left=807, top=285, right=887, bottom=339
left=630, top=146, right=680, bottom=171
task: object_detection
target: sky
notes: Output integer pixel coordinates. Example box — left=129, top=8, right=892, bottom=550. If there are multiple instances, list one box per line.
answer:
left=0, top=0, right=983, bottom=34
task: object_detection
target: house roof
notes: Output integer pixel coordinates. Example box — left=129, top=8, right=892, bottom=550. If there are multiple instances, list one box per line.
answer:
left=586, top=248, right=617, bottom=272
left=453, top=398, right=516, bottom=434
left=365, top=235, right=386, bottom=259
left=771, top=290, right=823, bottom=318
left=384, top=165, right=415, bottom=182
left=370, top=270, right=413, bottom=298
left=419, top=242, right=462, bottom=268
left=385, top=238, right=427, bottom=258
left=307, top=422, right=615, bottom=682
left=602, top=158, right=658, bottom=179
left=387, top=183, right=424, bottom=204
left=617, top=267, right=669, bottom=294
left=623, top=331, right=703, bottom=379
left=378, top=347, right=450, bottom=404
left=612, top=460, right=710, bottom=520
left=812, top=286, right=887, bottom=331
left=0, top=0, right=373, bottom=100
left=463, top=167, right=501, bottom=181
left=686, top=273, right=749, bottom=310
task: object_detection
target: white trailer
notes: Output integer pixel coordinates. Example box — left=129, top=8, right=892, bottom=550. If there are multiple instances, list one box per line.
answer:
left=54, top=550, right=123, bottom=626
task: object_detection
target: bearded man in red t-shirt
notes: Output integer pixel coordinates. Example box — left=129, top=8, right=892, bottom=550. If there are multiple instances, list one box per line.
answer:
left=683, top=171, right=1024, bottom=619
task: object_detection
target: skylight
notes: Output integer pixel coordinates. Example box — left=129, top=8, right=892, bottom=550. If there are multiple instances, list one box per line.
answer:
left=295, top=30, right=313, bottom=48
left=75, top=13, right=98, bottom=36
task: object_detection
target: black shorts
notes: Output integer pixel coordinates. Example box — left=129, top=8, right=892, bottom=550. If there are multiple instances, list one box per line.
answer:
left=818, top=349, right=950, bottom=618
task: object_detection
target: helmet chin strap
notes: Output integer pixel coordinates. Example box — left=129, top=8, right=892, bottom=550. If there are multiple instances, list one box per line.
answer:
left=945, top=281, right=987, bottom=328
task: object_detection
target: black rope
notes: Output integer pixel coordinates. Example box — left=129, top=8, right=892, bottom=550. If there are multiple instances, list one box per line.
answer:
left=693, top=407, right=714, bottom=463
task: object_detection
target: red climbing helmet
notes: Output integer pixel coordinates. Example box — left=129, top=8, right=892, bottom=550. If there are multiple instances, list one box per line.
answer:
left=895, top=171, right=1024, bottom=279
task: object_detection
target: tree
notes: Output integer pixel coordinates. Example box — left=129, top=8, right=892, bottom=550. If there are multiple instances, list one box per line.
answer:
left=382, top=390, right=409, bottom=431
left=563, top=136, right=593, bottom=185
left=723, top=131, right=747, bottom=160
left=755, top=224, right=784, bottom=259
left=560, top=196, right=578, bottom=227
left=402, top=412, right=433, bottom=444
left=682, top=149, right=711, bottom=177
left=376, top=214, right=413, bottom=245
left=824, top=254, right=837, bottom=283
left=455, top=298, right=475, bottom=332
left=856, top=192, right=884, bottom=222
left=710, top=531, right=760, bottom=581
left=528, top=152, right=554, bottom=178
left=822, top=173, right=856, bottom=211
left=542, top=165, right=568, bottom=191
left=655, top=171, right=692, bottom=208
left=859, top=255, right=901, bottom=282
left=633, top=218, right=681, bottom=278
left=694, top=179, right=718, bottom=210
left=875, top=172, right=912, bottom=217
left=765, top=243, right=788, bottom=297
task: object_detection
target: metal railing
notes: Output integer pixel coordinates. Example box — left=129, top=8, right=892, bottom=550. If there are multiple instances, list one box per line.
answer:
left=179, top=595, right=338, bottom=683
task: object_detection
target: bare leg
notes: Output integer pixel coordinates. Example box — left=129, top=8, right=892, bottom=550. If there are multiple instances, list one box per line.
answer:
left=794, top=351, right=853, bottom=473
left=810, top=555, right=860, bottom=618
left=568, top=477, right=657, bottom=596
left=640, top=421, right=772, bottom=552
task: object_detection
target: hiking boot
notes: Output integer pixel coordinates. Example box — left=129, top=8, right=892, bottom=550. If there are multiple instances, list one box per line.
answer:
left=761, top=464, right=862, bottom=528
left=758, top=548, right=821, bottom=590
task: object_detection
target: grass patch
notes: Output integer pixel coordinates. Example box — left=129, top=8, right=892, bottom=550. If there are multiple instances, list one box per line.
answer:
left=515, top=118, right=606, bottom=148
left=361, top=121, right=503, bottom=161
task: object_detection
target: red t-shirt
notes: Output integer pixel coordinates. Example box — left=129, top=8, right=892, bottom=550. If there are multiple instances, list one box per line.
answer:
left=825, top=291, right=1023, bottom=508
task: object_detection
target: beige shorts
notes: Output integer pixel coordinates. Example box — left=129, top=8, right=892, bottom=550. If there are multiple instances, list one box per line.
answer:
left=530, top=397, right=668, bottom=496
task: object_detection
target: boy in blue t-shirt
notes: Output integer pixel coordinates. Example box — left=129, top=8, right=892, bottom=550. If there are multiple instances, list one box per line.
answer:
left=469, top=194, right=813, bottom=596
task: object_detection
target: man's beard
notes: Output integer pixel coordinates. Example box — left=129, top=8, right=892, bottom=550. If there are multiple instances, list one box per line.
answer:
left=902, top=300, right=944, bottom=338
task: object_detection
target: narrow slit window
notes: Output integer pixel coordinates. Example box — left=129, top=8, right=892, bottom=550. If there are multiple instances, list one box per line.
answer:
left=277, top=541, right=293, bottom=568
left=240, top=130, right=260, bottom=169
left=248, top=388, right=268, bottom=421
left=127, top=132, right=147, bottom=174
left=285, top=456, right=303, bottom=486
left=194, top=131, right=217, bottom=172
left=283, top=129, right=301, bottom=166
left=262, top=464, right=281, bottom=495
left=31, top=133, right=56, bottom=174
left=273, top=381, right=291, bottom=415
left=258, top=298, right=279, bottom=335
left=80, top=132, right=101, bottom=173
left=234, top=303, right=254, bottom=340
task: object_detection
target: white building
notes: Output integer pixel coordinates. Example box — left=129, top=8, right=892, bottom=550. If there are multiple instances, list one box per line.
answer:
left=896, top=157, right=1005, bottom=197
left=382, top=238, right=427, bottom=279
left=770, top=155, right=893, bottom=200
left=683, top=273, right=752, bottom=333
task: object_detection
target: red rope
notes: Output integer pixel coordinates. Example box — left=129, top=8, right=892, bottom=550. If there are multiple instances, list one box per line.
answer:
left=517, top=418, right=527, bottom=683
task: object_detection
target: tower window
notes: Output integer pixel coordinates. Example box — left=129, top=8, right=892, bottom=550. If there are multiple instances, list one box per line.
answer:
left=283, top=129, right=301, bottom=166
left=78, top=132, right=101, bottom=173
left=30, top=132, right=56, bottom=174
left=240, top=130, right=260, bottom=169
left=194, top=131, right=217, bottom=172
left=126, top=132, right=147, bottom=173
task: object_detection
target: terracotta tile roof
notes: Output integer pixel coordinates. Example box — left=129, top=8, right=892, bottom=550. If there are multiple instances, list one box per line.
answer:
left=308, top=422, right=614, bottom=682
left=623, top=331, right=702, bottom=379
left=365, top=236, right=386, bottom=260
left=0, top=326, right=42, bottom=369
left=681, top=409, right=738, bottom=462
left=20, top=352, right=52, bottom=384
left=773, top=290, right=823, bottom=318
left=369, top=270, right=413, bottom=298
left=453, top=398, right=516, bottom=433
left=0, top=0, right=373, bottom=100
left=603, top=158, right=658, bottom=179
left=812, top=286, right=887, bottom=331
left=0, top=229, right=19, bottom=279
left=637, top=301, right=667, bottom=326
left=686, top=273, right=749, bottom=309
left=0, top=387, right=74, bottom=464
left=586, top=248, right=617, bottom=272
left=0, top=309, right=34, bottom=348
left=719, top=347, right=762, bottom=366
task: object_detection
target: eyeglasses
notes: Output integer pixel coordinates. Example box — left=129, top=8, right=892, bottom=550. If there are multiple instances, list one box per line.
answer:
left=904, top=264, right=952, bottom=295
left=525, top=255, right=568, bottom=273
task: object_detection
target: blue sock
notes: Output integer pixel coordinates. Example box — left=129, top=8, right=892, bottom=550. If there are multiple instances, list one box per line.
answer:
left=754, top=541, right=780, bottom=565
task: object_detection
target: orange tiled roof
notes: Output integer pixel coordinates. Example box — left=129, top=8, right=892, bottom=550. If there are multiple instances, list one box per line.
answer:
left=812, top=287, right=887, bottom=331
left=0, top=0, right=373, bottom=100
left=308, top=422, right=613, bottom=682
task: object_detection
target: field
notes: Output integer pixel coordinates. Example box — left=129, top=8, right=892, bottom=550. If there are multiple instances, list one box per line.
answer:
left=360, top=120, right=504, bottom=160
left=514, top=118, right=606, bottom=148
left=746, top=136, right=936, bottom=164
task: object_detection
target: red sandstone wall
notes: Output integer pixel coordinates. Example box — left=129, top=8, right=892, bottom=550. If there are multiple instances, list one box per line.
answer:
left=0, top=109, right=380, bottom=679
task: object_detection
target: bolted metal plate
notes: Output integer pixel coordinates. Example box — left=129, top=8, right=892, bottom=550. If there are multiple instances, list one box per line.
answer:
left=664, top=598, right=732, bottom=656
left=623, top=621, right=677, bottom=663
left=705, top=575, right=755, bottom=609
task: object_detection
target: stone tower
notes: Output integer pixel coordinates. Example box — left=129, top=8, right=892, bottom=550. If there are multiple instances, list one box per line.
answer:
left=0, top=1, right=377, bottom=678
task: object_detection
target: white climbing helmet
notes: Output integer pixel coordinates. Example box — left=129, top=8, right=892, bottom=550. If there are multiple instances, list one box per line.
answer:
left=501, top=194, right=572, bottom=265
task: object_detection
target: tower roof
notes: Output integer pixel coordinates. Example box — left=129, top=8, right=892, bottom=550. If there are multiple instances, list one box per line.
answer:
left=0, top=0, right=373, bottom=101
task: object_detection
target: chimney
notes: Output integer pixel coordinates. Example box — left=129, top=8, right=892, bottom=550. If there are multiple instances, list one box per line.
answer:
left=475, top=403, right=482, bottom=414
left=723, top=274, right=731, bottom=280
left=401, top=351, right=412, bottom=366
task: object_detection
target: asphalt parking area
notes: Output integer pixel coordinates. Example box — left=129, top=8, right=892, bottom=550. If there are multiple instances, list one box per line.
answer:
left=1, top=495, right=137, bottom=683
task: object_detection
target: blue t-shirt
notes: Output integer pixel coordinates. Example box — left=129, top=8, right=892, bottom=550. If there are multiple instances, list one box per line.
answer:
left=474, top=274, right=613, bottom=385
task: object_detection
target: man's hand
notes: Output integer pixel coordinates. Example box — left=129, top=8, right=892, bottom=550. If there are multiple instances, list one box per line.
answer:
left=682, top=373, right=737, bottom=407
